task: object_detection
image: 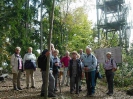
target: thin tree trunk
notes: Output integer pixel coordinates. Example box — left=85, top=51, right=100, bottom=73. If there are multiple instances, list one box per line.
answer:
left=40, top=0, right=43, bottom=53
left=44, top=0, right=55, bottom=99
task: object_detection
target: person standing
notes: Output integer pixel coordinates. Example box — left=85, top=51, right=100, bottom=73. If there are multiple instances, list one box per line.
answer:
left=79, top=49, right=85, bottom=60
left=11, top=47, right=23, bottom=90
left=61, top=51, right=71, bottom=86
left=52, top=49, right=61, bottom=91
left=82, top=47, right=97, bottom=97
left=104, top=52, right=117, bottom=96
left=68, top=51, right=82, bottom=94
left=23, top=47, right=36, bottom=89
left=38, top=49, right=56, bottom=97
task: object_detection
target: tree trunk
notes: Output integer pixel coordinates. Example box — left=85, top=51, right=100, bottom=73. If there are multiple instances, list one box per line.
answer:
left=40, top=0, right=43, bottom=53
left=44, top=0, right=55, bottom=99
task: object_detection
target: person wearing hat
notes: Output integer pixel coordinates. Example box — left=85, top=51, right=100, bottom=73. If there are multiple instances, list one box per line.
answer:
left=104, top=52, right=117, bottom=96
left=82, top=47, right=97, bottom=97
left=10, top=47, right=23, bottom=91
left=68, top=51, right=82, bottom=94
left=37, top=49, right=56, bottom=97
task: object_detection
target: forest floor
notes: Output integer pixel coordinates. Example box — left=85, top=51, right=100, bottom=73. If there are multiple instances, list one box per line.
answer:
left=0, top=69, right=133, bottom=99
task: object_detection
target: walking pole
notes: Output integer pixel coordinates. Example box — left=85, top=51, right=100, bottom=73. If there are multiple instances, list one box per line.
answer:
left=58, top=70, right=62, bottom=93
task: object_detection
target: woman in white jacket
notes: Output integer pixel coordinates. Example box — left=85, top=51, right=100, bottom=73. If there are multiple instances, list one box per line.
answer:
left=23, top=47, right=36, bottom=89
left=11, top=47, right=23, bottom=91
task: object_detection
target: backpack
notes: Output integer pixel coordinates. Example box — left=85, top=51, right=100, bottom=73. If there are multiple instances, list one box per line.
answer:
left=37, top=55, right=42, bottom=68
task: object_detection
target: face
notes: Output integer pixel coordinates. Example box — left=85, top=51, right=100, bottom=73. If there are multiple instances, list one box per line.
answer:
left=15, top=49, right=20, bottom=54
left=51, top=44, right=55, bottom=51
left=65, top=52, right=69, bottom=57
left=28, top=48, right=32, bottom=53
left=106, top=54, right=111, bottom=59
left=72, top=53, right=77, bottom=59
left=45, top=51, right=50, bottom=57
left=79, top=49, right=83, bottom=54
left=53, top=52, right=58, bottom=56
left=86, top=48, right=91, bottom=54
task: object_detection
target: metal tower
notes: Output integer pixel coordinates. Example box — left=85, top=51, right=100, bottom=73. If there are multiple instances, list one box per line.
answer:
left=96, top=0, right=131, bottom=49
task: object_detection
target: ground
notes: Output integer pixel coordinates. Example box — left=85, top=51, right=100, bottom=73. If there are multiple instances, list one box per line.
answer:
left=0, top=69, right=133, bottom=99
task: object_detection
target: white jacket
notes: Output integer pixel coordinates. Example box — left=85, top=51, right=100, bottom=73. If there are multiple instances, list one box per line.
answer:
left=23, top=53, right=36, bottom=65
left=11, top=54, right=23, bottom=73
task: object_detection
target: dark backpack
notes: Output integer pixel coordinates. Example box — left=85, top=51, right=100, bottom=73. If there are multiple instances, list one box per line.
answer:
left=37, top=55, right=42, bottom=68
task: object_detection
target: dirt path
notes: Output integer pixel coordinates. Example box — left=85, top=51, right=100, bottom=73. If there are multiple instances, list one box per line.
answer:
left=0, top=69, right=132, bottom=99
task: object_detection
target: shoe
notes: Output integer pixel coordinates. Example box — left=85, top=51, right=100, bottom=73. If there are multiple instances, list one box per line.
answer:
left=79, top=86, right=82, bottom=91
left=40, top=93, right=44, bottom=97
left=31, top=86, right=35, bottom=88
left=13, top=88, right=19, bottom=91
left=106, top=92, right=109, bottom=95
left=108, top=93, right=113, bottom=96
left=66, top=84, right=69, bottom=87
left=18, top=87, right=22, bottom=90
left=89, top=94, right=95, bottom=97
left=54, top=89, right=58, bottom=91
left=48, top=93, right=56, bottom=97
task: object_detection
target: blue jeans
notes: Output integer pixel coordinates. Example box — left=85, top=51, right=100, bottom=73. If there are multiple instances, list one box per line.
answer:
left=85, top=71, right=96, bottom=95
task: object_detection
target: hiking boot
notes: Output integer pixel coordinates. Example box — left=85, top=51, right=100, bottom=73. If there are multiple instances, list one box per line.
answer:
left=54, top=89, right=58, bottom=91
left=18, top=87, right=22, bottom=90
left=31, top=86, right=35, bottom=88
left=13, top=86, right=19, bottom=91
left=108, top=93, right=113, bottom=96
left=48, top=93, right=56, bottom=97
left=89, top=93, right=95, bottom=97
left=79, top=86, right=82, bottom=91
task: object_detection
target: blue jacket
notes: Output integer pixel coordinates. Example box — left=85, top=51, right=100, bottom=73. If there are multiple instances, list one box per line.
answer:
left=82, top=54, right=97, bottom=72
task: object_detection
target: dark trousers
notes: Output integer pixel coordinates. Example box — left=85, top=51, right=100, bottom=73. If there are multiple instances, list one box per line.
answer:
left=95, top=72, right=98, bottom=86
left=105, top=70, right=114, bottom=94
left=53, top=72, right=58, bottom=90
left=85, top=71, right=96, bottom=95
left=41, top=71, right=55, bottom=94
left=70, top=75, right=80, bottom=93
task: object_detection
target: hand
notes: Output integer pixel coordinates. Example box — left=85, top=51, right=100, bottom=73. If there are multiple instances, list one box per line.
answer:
left=55, top=63, right=59, bottom=66
left=84, top=67, right=89, bottom=72
left=34, top=68, right=37, bottom=71
left=112, top=68, right=117, bottom=72
left=45, top=51, right=50, bottom=57
left=62, top=64, right=64, bottom=68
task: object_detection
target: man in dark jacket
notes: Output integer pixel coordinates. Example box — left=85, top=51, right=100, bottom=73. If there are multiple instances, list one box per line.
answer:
left=38, top=49, right=56, bottom=97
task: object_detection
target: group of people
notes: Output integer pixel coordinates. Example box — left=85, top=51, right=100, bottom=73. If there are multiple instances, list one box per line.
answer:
left=10, top=44, right=117, bottom=98
left=11, top=47, right=36, bottom=91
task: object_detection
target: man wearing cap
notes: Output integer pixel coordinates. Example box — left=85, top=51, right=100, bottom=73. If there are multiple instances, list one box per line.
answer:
left=11, top=47, right=23, bottom=91
left=82, top=47, right=97, bottom=97
left=38, top=49, right=56, bottom=97
left=68, top=51, right=82, bottom=94
left=104, top=52, right=117, bottom=96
